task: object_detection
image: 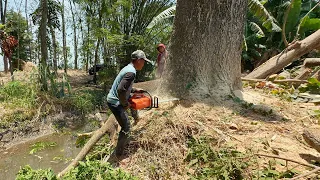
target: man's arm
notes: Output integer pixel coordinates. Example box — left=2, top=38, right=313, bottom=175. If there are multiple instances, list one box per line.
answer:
left=117, top=72, right=135, bottom=107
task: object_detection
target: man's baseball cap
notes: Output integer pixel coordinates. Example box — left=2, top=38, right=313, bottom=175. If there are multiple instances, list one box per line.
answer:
left=131, top=50, right=152, bottom=63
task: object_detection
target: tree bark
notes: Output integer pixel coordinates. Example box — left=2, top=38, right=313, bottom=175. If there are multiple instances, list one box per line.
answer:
left=1, top=0, right=8, bottom=73
left=3, top=56, right=8, bottom=73
left=85, top=22, right=90, bottom=71
left=163, top=0, right=247, bottom=99
left=62, top=0, right=67, bottom=73
left=93, top=39, right=100, bottom=84
left=50, top=26, right=57, bottom=74
left=69, top=0, right=78, bottom=69
left=9, top=57, right=13, bottom=81
left=40, top=0, right=48, bottom=91
left=303, top=58, right=320, bottom=68
left=25, top=0, right=32, bottom=62
left=246, top=30, right=320, bottom=79
left=57, top=115, right=119, bottom=178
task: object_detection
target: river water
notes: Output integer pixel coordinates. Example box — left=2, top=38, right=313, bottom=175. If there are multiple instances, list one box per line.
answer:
left=0, top=133, right=81, bottom=180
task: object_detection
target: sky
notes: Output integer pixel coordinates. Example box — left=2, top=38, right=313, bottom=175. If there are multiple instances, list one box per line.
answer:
left=0, top=0, right=76, bottom=71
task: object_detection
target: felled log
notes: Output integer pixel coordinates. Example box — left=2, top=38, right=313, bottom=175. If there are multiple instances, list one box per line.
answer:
left=245, top=30, right=320, bottom=79
left=57, top=115, right=119, bottom=178
left=303, top=58, right=320, bottom=68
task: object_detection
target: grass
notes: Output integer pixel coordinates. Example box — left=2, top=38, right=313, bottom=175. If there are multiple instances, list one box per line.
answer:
left=0, top=81, right=38, bottom=109
left=0, top=79, right=107, bottom=140
left=186, top=137, right=249, bottom=179
left=65, top=89, right=107, bottom=114
left=16, top=160, right=138, bottom=180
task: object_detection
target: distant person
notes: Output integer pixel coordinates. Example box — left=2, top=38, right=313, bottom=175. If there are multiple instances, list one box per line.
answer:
left=156, top=43, right=168, bottom=78
left=107, top=50, right=151, bottom=158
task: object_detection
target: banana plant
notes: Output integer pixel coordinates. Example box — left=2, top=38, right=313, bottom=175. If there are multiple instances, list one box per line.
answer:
left=147, top=0, right=282, bottom=32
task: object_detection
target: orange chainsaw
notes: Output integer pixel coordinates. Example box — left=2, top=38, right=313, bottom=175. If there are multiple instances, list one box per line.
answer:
left=129, top=90, right=158, bottom=110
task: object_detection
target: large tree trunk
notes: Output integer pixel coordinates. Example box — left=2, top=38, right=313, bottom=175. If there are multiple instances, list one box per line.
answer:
left=163, top=0, right=247, bottom=99
left=40, top=0, right=48, bottom=91
left=246, top=30, right=320, bottom=79
left=62, top=0, right=67, bottom=74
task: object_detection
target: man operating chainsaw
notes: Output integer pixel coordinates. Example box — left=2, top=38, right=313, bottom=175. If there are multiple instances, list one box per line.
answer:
left=107, top=50, right=151, bottom=157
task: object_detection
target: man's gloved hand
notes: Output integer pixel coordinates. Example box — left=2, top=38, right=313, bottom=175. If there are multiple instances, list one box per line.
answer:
left=123, top=103, right=131, bottom=110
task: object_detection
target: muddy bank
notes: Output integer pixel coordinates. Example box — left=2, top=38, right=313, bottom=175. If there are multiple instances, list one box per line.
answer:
left=0, top=111, right=106, bottom=151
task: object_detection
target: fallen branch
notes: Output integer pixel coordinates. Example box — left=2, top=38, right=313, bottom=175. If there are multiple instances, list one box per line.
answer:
left=290, top=167, right=320, bottom=180
left=255, top=153, right=317, bottom=168
left=57, top=115, right=119, bottom=178
left=211, top=127, right=243, bottom=143
left=303, top=58, right=320, bottom=68
left=273, top=79, right=308, bottom=83
left=246, top=30, right=320, bottom=79
left=241, top=77, right=308, bottom=84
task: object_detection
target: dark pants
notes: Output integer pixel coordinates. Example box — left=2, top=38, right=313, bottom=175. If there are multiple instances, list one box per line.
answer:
left=107, top=103, right=137, bottom=156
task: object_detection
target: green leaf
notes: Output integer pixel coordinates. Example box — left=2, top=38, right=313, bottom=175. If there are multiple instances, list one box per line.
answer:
left=285, top=0, right=302, bottom=35
left=248, top=0, right=281, bottom=32
left=299, top=17, right=320, bottom=34
left=79, top=161, right=86, bottom=167
left=249, top=22, right=265, bottom=38
left=147, top=5, right=176, bottom=29
left=308, top=77, right=320, bottom=85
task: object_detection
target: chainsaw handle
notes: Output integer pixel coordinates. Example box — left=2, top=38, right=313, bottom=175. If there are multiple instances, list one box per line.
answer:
left=133, top=89, right=146, bottom=93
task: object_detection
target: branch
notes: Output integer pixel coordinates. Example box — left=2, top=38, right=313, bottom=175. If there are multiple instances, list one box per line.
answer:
left=273, top=79, right=308, bottom=83
left=290, top=167, right=320, bottom=180
left=255, top=153, right=317, bottom=168
left=241, top=77, right=308, bottom=84
left=282, top=0, right=293, bottom=47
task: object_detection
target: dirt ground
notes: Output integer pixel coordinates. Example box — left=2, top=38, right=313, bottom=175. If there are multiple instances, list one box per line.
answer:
left=1, top=69, right=320, bottom=178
